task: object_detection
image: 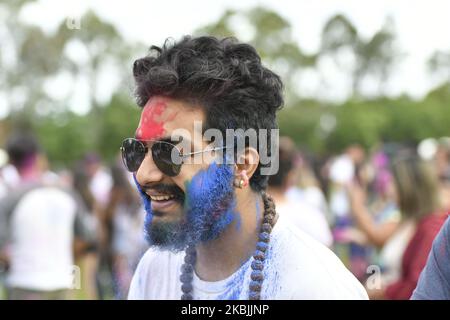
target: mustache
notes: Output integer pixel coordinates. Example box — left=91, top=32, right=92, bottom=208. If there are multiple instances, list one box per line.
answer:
left=142, top=183, right=185, bottom=202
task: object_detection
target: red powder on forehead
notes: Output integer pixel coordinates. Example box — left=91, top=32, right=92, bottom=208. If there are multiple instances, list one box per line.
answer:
left=135, top=99, right=168, bottom=140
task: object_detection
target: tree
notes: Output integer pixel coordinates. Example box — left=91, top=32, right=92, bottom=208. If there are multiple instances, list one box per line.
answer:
left=320, top=15, right=399, bottom=97
left=0, top=1, right=142, bottom=164
left=0, top=0, right=70, bottom=121
left=356, top=18, right=398, bottom=96
left=195, top=6, right=317, bottom=104
left=428, top=50, right=450, bottom=84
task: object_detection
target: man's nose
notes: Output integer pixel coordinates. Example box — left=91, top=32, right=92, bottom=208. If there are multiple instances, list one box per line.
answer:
left=136, top=152, right=164, bottom=186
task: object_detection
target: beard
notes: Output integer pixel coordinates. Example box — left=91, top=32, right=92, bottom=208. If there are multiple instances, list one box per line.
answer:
left=134, top=162, right=236, bottom=252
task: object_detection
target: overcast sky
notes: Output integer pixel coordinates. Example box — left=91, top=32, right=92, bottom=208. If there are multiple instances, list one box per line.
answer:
left=15, top=0, right=450, bottom=112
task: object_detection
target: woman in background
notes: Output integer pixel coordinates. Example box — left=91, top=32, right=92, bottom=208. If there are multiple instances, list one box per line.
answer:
left=351, top=154, right=447, bottom=299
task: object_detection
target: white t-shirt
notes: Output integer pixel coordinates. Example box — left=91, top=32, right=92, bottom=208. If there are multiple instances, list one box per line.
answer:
left=276, top=200, right=333, bottom=247
left=3, top=187, right=90, bottom=291
left=128, top=214, right=368, bottom=300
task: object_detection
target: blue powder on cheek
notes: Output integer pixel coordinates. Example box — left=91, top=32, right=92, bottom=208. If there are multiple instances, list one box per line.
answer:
left=184, top=162, right=237, bottom=244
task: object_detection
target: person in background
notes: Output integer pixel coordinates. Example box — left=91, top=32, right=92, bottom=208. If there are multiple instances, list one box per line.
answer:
left=327, top=144, right=368, bottom=280
left=286, top=152, right=330, bottom=223
left=434, top=137, right=450, bottom=181
left=81, top=153, right=115, bottom=299
left=363, top=154, right=447, bottom=299
left=71, top=163, right=101, bottom=300
left=434, top=138, right=450, bottom=213
left=345, top=150, right=403, bottom=285
left=0, top=148, right=18, bottom=298
left=328, top=144, right=366, bottom=223
left=105, top=158, right=147, bottom=299
left=0, top=132, right=96, bottom=299
left=267, top=137, right=333, bottom=247
left=84, top=153, right=113, bottom=210
left=0, top=150, right=21, bottom=199
left=411, top=216, right=450, bottom=299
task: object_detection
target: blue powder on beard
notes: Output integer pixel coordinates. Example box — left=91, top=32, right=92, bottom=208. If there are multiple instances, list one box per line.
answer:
left=183, top=162, right=237, bottom=244
left=133, top=162, right=237, bottom=251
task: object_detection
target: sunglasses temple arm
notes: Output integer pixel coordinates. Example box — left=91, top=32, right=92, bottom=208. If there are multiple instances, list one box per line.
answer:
left=182, top=146, right=230, bottom=157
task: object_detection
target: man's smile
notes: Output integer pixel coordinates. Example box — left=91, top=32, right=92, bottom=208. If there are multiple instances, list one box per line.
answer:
left=143, top=188, right=185, bottom=214
left=146, top=192, right=176, bottom=201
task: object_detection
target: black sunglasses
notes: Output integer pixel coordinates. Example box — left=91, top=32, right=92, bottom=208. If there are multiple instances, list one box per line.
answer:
left=120, top=138, right=228, bottom=176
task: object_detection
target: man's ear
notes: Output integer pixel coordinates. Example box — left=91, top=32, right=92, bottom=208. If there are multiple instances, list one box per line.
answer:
left=234, top=147, right=260, bottom=182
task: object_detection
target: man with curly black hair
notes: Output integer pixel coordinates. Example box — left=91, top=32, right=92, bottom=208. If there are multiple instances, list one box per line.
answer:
left=125, top=36, right=368, bottom=300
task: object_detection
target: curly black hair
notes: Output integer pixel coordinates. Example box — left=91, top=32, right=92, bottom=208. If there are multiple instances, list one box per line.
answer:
left=132, top=36, right=284, bottom=191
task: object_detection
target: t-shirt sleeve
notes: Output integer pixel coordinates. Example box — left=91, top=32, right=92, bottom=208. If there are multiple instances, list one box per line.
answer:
left=411, top=217, right=450, bottom=300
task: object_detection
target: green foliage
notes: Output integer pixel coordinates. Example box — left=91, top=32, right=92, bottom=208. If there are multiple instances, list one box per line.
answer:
left=278, top=92, right=450, bottom=155
left=31, top=94, right=140, bottom=168
left=35, top=112, right=94, bottom=169
left=278, top=100, right=324, bottom=152
left=194, top=6, right=317, bottom=105
left=97, top=94, right=141, bottom=163
left=327, top=100, right=389, bottom=151
left=196, top=9, right=236, bottom=37
left=321, top=14, right=358, bottom=52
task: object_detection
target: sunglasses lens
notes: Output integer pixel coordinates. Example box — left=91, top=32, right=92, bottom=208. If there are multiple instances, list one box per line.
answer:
left=151, top=141, right=181, bottom=177
left=121, top=138, right=146, bottom=172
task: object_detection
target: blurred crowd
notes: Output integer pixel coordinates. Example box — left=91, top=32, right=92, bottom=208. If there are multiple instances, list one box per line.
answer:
left=267, top=137, right=450, bottom=299
left=0, top=131, right=449, bottom=299
left=0, top=131, right=148, bottom=300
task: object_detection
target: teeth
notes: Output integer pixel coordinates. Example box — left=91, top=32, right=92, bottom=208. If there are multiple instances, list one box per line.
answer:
left=149, top=194, right=175, bottom=201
